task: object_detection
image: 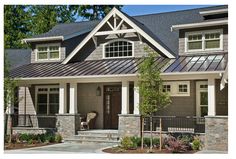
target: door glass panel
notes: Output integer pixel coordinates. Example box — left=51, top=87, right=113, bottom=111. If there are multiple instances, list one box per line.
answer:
left=200, top=92, right=208, bottom=105
left=49, top=94, right=59, bottom=114
left=105, top=94, right=110, bottom=114
left=200, top=106, right=208, bottom=117
left=37, top=94, right=47, bottom=114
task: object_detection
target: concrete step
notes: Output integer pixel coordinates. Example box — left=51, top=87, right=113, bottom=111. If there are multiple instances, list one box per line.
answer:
left=76, top=134, right=119, bottom=140
left=64, top=138, right=120, bottom=144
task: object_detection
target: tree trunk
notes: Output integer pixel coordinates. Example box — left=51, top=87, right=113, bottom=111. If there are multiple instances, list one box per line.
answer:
left=8, top=114, right=12, bottom=143
left=150, top=115, right=153, bottom=152
left=141, top=116, right=144, bottom=149
left=159, top=117, right=162, bottom=151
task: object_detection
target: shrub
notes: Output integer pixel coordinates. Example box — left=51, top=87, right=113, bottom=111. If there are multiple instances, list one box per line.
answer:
left=11, top=133, right=20, bottom=143
left=120, top=136, right=137, bottom=150
left=192, top=138, right=201, bottom=150
left=165, top=135, right=188, bottom=153
left=28, top=139, right=33, bottom=144
left=177, top=135, right=193, bottom=150
left=152, top=138, right=160, bottom=147
left=143, top=137, right=150, bottom=147
left=4, top=135, right=10, bottom=143
left=130, top=136, right=141, bottom=147
left=55, top=133, right=63, bottom=143
left=19, top=133, right=30, bottom=142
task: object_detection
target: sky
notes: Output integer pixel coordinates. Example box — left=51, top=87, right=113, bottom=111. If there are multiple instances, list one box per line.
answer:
left=121, top=5, right=214, bottom=16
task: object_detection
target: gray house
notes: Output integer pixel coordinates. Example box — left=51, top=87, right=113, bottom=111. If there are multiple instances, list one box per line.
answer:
left=7, top=5, right=228, bottom=151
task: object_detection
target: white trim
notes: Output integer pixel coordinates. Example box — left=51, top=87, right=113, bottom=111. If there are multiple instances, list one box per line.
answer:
left=22, top=36, right=64, bottom=43
left=196, top=81, right=208, bottom=117
left=62, top=7, right=175, bottom=64
left=95, top=29, right=136, bottom=36
left=102, top=39, right=134, bottom=59
left=220, top=65, right=228, bottom=90
left=121, top=80, right=129, bottom=114
left=35, top=43, right=61, bottom=61
left=207, top=78, right=216, bottom=116
left=133, top=81, right=140, bottom=114
left=185, top=29, right=223, bottom=53
left=69, top=82, right=78, bottom=114
left=199, top=9, right=228, bottom=16
left=171, top=19, right=228, bottom=31
left=35, top=85, right=59, bottom=115
left=59, top=83, right=67, bottom=114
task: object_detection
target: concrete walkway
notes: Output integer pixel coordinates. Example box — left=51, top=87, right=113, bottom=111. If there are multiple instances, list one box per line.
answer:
left=195, top=150, right=228, bottom=154
left=4, top=142, right=117, bottom=154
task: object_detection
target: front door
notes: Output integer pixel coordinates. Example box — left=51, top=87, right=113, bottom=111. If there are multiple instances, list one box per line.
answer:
left=104, top=85, right=121, bottom=129
left=196, top=81, right=208, bottom=117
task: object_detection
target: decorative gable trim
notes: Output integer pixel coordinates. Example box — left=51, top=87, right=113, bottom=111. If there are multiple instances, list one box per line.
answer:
left=62, top=7, right=175, bottom=64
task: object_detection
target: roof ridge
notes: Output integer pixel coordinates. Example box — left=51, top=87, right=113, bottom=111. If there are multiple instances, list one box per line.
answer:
left=132, top=5, right=227, bottom=18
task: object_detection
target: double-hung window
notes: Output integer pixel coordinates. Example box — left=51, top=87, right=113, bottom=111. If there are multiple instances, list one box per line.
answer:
left=185, top=29, right=223, bottom=52
left=36, top=44, right=60, bottom=61
left=36, top=86, right=59, bottom=115
left=162, top=81, right=190, bottom=96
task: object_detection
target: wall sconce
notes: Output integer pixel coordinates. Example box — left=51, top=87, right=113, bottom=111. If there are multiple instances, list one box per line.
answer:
left=96, top=86, right=101, bottom=96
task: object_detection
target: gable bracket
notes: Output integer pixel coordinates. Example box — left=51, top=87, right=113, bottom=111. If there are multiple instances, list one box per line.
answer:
left=137, top=33, right=143, bottom=44
left=115, top=19, right=124, bottom=31
left=106, top=21, right=114, bottom=30
left=92, top=36, right=97, bottom=48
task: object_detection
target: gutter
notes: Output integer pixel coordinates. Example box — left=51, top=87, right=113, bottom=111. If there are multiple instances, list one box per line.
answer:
left=22, top=36, right=64, bottom=43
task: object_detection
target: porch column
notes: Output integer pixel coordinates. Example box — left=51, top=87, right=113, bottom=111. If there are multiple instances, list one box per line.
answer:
left=121, top=80, right=129, bottom=114
left=208, top=78, right=216, bottom=116
left=59, top=83, right=67, bottom=114
left=133, top=81, right=140, bottom=114
left=69, top=82, right=77, bottom=114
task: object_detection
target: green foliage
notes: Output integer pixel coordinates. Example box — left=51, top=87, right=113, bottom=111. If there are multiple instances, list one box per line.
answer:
left=165, top=135, right=188, bottom=153
left=192, top=138, right=201, bottom=150
left=138, top=47, right=171, bottom=117
left=130, top=136, right=141, bottom=147
left=70, top=5, right=123, bottom=20
left=19, top=133, right=31, bottom=141
left=4, top=5, right=30, bottom=49
left=120, top=136, right=137, bottom=150
left=55, top=133, right=63, bottom=143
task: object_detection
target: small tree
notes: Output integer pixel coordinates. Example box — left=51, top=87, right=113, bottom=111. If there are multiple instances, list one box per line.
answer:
left=4, top=52, right=17, bottom=142
left=138, top=47, right=171, bottom=151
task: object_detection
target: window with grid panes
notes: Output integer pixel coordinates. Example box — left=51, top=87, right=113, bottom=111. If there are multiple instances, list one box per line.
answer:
left=104, top=40, right=133, bottom=58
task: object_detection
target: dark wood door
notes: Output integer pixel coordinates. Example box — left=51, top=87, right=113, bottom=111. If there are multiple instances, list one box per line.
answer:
left=104, top=86, right=121, bottom=129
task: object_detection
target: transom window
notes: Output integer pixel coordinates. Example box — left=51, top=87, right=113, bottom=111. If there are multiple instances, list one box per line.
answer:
left=36, top=86, right=59, bottom=115
left=36, top=44, right=60, bottom=61
left=104, top=40, right=133, bottom=58
left=178, top=84, right=188, bottom=93
left=163, top=85, right=171, bottom=93
left=185, top=29, right=223, bottom=52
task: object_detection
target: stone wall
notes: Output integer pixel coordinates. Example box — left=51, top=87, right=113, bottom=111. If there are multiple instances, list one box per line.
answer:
left=56, top=114, right=81, bottom=138
left=12, top=127, right=56, bottom=134
left=205, top=116, right=228, bottom=151
left=118, top=114, right=141, bottom=137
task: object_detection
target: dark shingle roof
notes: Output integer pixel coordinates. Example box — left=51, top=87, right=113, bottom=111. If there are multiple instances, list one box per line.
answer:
left=5, top=49, right=31, bottom=70
left=10, top=53, right=227, bottom=78
left=30, top=5, right=227, bottom=56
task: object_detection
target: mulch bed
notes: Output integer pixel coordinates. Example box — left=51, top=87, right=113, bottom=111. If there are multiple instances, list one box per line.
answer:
left=103, top=147, right=197, bottom=154
left=4, top=142, right=58, bottom=150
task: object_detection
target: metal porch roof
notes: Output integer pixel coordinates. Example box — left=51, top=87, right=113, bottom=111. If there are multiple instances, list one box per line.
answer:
left=10, top=54, right=227, bottom=79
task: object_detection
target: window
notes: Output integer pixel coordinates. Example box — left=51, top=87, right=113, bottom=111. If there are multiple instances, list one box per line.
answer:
left=104, top=40, right=133, bottom=58
left=162, top=81, right=190, bottom=96
left=185, top=29, right=223, bottom=52
left=178, top=84, right=188, bottom=93
left=36, top=86, right=59, bottom=115
left=36, top=44, right=60, bottom=61
left=163, top=85, right=171, bottom=93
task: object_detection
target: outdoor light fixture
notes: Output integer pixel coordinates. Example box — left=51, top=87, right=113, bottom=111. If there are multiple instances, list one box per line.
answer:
left=96, top=86, right=101, bottom=96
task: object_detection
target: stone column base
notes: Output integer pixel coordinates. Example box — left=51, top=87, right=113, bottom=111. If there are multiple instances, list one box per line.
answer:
left=56, top=114, right=81, bottom=138
left=118, top=114, right=141, bottom=137
left=205, top=116, right=228, bottom=151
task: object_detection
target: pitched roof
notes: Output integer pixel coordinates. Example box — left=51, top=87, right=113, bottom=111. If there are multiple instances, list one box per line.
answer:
left=29, top=5, right=227, bottom=56
left=5, top=49, right=31, bottom=70
left=10, top=53, right=227, bottom=79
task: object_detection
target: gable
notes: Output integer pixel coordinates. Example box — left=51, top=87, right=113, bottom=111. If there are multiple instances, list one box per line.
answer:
left=62, top=7, right=175, bottom=64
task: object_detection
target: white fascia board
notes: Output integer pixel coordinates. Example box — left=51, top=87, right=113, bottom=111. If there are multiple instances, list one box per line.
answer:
left=22, top=36, right=64, bottom=43
left=15, top=71, right=223, bottom=82
left=62, top=8, right=118, bottom=64
left=171, top=19, right=228, bottom=31
left=63, top=7, right=175, bottom=64
left=199, top=9, right=228, bottom=16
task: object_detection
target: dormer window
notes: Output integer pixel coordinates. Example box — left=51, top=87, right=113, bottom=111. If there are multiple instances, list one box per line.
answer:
left=103, top=40, right=133, bottom=58
left=36, top=43, right=60, bottom=61
left=185, top=29, right=223, bottom=52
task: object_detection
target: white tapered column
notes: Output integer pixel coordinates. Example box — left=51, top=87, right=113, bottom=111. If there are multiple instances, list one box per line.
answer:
left=208, top=78, right=216, bottom=116
left=121, top=81, right=129, bottom=114
left=133, top=81, right=140, bottom=114
left=59, top=83, right=67, bottom=114
left=69, top=82, right=77, bottom=114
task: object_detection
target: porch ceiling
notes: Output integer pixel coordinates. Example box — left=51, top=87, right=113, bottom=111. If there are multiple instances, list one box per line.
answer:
left=10, top=53, right=227, bottom=79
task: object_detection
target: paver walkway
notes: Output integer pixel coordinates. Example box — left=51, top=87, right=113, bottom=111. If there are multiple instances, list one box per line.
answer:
left=4, top=142, right=117, bottom=154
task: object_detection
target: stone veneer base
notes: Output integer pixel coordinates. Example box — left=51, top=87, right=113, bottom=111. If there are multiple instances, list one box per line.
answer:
left=205, top=116, right=228, bottom=151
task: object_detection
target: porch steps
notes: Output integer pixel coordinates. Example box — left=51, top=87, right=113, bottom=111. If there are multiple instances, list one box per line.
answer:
left=64, top=130, right=120, bottom=144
